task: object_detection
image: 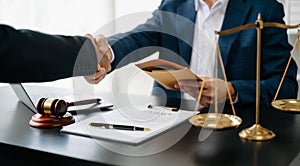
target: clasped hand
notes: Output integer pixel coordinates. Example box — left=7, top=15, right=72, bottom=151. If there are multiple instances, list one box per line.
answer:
left=174, top=78, right=237, bottom=107
left=84, top=34, right=112, bottom=84
left=82, top=34, right=237, bottom=108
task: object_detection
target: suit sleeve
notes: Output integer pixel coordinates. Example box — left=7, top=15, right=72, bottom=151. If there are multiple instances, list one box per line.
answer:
left=0, top=24, right=98, bottom=83
left=107, top=4, right=164, bottom=70
left=231, top=2, right=298, bottom=107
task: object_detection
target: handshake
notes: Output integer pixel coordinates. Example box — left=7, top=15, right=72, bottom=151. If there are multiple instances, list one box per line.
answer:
left=83, top=34, right=237, bottom=108
left=84, top=34, right=112, bottom=84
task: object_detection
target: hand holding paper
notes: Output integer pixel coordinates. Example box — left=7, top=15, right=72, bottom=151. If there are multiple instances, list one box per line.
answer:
left=136, top=59, right=201, bottom=90
left=136, top=59, right=237, bottom=107
left=174, top=78, right=237, bottom=107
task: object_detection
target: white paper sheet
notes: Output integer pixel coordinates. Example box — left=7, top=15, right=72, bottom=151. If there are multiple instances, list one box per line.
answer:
left=60, top=105, right=195, bottom=145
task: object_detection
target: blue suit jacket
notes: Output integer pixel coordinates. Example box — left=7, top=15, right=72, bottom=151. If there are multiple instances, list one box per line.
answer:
left=108, top=0, right=298, bottom=107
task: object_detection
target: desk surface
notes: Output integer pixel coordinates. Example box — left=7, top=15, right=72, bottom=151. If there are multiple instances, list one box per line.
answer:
left=0, top=85, right=300, bottom=166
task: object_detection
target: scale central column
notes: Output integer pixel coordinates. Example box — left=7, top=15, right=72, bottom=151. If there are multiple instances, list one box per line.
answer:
left=238, top=14, right=276, bottom=141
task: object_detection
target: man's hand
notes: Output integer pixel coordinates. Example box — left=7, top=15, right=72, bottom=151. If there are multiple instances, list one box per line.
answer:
left=174, top=78, right=236, bottom=107
left=84, top=34, right=112, bottom=84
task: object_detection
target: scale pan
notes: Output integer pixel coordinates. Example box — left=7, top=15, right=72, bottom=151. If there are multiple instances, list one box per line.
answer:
left=189, top=113, right=242, bottom=130
left=272, top=99, right=300, bottom=112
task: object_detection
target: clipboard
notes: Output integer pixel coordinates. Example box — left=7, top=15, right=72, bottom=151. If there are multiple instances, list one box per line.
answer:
left=135, top=59, right=201, bottom=90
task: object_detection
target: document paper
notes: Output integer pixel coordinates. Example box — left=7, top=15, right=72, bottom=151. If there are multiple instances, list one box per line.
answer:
left=60, top=105, right=195, bottom=145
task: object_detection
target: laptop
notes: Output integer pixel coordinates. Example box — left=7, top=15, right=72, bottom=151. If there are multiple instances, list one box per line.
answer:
left=10, top=83, right=113, bottom=115
left=10, top=83, right=37, bottom=114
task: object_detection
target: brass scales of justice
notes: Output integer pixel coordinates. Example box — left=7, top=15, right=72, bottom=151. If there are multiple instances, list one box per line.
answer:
left=189, top=13, right=300, bottom=141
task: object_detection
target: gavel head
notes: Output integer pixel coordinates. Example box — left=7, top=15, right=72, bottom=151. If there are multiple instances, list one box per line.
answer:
left=36, top=98, right=69, bottom=117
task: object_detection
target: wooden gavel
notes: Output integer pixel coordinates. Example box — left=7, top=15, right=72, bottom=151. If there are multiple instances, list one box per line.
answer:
left=36, top=98, right=101, bottom=117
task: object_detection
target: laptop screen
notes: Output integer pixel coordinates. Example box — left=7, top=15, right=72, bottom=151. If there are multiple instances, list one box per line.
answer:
left=10, top=83, right=37, bottom=113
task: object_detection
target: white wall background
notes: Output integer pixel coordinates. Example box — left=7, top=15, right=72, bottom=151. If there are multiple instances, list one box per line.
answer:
left=278, top=0, right=300, bottom=98
left=0, top=0, right=161, bottom=95
left=0, top=0, right=299, bottom=97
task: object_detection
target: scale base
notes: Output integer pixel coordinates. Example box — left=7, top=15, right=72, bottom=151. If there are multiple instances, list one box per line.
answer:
left=239, top=124, right=275, bottom=141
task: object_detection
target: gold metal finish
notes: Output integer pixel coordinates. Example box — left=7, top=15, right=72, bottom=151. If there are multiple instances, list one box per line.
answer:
left=219, top=15, right=300, bottom=140
left=215, top=22, right=300, bottom=36
left=189, top=24, right=242, bottom=131
left=216, top=38, right=237, bottom=116
left=271, top=99, right=300, bottom=112
left=216, top=20, right=300, bottom=114
left=43, top=99, right=52, bottom=115
left=191, top=13, right=300, bottom=136
left=189, top=113, right=242, bottom=130
left=272, top=30, right=300, bottom=112
left=255, top=13, right=262, bottom=126
left=238, top=14, right=275, bottom=141
left=144, top=128, right=151, bottom=132
left=238, top=124, right=275, bottom=141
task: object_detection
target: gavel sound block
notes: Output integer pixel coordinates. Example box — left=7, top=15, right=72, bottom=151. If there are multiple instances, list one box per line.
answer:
left=29, top=98, right=101, bottom=128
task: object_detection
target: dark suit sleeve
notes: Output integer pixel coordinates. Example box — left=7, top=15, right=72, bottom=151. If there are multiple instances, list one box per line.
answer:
left=107, top=3, right=164, bottom=70
left=106, top=0, right=198, bottom=100
left=230, top=2, right=298, bottom=106
left=0, top=24, right=98, bottom=83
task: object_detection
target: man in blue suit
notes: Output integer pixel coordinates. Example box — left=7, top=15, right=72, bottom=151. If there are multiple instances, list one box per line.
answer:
left=93, top=0, right=298, bottom=107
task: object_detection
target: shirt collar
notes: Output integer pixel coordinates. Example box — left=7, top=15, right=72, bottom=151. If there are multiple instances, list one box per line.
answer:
left=194, top=0, right=228, bottom=12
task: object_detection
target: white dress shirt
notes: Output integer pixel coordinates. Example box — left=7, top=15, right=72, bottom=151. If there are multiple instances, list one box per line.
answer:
left=109, top=1, right=235, bottom=103
left=183, top=0, right=229, bottom=100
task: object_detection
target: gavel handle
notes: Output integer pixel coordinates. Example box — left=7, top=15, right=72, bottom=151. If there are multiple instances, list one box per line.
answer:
left=68, top=98, right=101, bottom=106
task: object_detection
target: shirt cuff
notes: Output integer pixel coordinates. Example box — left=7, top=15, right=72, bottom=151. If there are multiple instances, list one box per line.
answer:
left=108, top=45, right=115, bottom=63
left=233, top=93, right=239, bottom=104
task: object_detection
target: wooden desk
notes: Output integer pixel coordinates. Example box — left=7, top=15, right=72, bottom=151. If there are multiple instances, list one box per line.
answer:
left=0, top=85, right=299, bottom=166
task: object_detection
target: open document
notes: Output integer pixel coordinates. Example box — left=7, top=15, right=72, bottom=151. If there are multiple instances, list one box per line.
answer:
left=61, top=105, right=195, bottom=145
